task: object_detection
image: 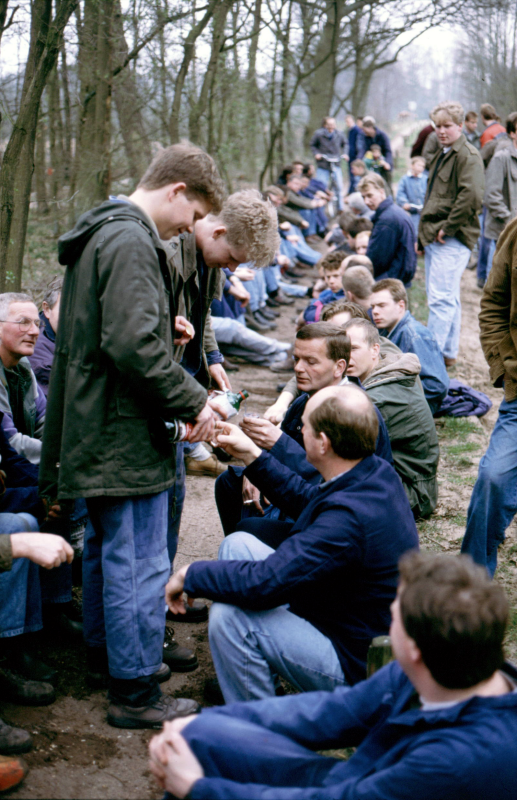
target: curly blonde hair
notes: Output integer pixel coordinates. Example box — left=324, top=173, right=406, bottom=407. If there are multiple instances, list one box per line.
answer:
left=215, top=190, right=280, bottom=268
left=431, top=101, right=464, bottom=126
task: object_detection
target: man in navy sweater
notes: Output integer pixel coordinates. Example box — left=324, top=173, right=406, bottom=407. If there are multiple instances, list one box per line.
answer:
left=165, top=384, right=418, bottom=704
left=359, top=173, right=417, bottom=285
left=150, top=551, right=517, bottom=800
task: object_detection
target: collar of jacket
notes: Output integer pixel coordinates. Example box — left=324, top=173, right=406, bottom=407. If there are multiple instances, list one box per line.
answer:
left=386, top=310, right=411, bottom=339
left=388, top=662, right=517, bottom=730
left=362, top=350, right=421, bottom=389
left=373, top=197, right=394, bottom=222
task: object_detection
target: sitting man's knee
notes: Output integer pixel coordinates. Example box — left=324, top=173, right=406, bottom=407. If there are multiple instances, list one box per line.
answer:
left=218, top=531, right=258, bottom=561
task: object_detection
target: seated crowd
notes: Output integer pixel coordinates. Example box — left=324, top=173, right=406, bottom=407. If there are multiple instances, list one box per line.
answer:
left=1, top=111, right=515, bottom=799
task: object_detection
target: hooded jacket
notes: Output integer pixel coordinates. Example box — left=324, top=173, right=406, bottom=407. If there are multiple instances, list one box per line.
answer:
left=362, top=350, right=439, bottom=518
left=39, top=199, right=207, bottom=500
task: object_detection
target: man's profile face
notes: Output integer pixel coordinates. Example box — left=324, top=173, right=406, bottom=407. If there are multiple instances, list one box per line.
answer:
left=42, top=294, right=61, bottom=334
left=201, top=228, right=248, bottom=272
left=355, top=233, right=370, bottom=255
left=324, top=268, right=344, bottom=294
left=346, top=325, right=378, bottom=381
left=294, top=338, right=344, bottom=394
left=161, top=187, right=210, bottom=239
left=363, top=125, right=376, bottom=138
left=361, top=186, right=386, bottom=211
left=434, top=113, right=463, bottom=148
left=0, top=301, right=40, bottom=362
left=370, top=289, right=405, bottom=332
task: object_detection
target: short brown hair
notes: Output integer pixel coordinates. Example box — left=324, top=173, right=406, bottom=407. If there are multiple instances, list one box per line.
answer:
left=321, top=299, right=370, bottom=322
left=309, top=386, right=378, bottom=459
left=264, top=185, right=285, bottom=200
left=42, top=277, right=63, bottom=309
left=320, top=251, right=346, bottom=273
left=350, top=159, right=366, bottom=172
left=347, top=217, right=373, bottom=238
left=342, top=266, right=375, bottom=299
left=480, top=103, right=498, bottom=122
left=342, top=317, right=380, bottom=347
left=506, top=112, right=517, bottom=135
left=338, top=210, right=357, bottom=233
left=215, top=190, right=280, bottom=268
left=399, top=552, right=508, bottom=689
left=343, top=254, right=373, bottom=274
left=296, top=322, right=351, bottom=367
left=465, top=110, right=478, bottom=122
left=138, top=142, right=225, bottom=213
left=358, top=173, right=386, bottom=194
left=372, top=278, right=407, bottom=306
left=431, top=101, right=464, bottom=126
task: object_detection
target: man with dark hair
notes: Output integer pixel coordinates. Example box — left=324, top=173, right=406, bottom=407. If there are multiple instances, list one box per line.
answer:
left=39, top=143, right=226, bottom=729
left=320, top=298, right=370, bottom=324
left=464, top=111, right=481, bottom=150
left=310, top=117, right=347, bottom=210
left=218, top=323, right=392, bottom=539
left=150, top=551, right=517, bottom=800
left=479, top=104, right=505, bottom=148
left=357, top=116, right=393, bottom=170
left=371, top=278, right=449, bottom=414
left=343, top=318, right=439, bottom=518
left=165, top=384, right=418, bottom=704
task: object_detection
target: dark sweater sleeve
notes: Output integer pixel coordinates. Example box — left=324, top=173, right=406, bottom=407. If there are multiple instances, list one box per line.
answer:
left=184, top=501, right=362, bottom=609
left=0, top=534, right=12, bottom=572
left=244, top=451, right=319, bottom=518
left=367, top=222, right=399, bottom=277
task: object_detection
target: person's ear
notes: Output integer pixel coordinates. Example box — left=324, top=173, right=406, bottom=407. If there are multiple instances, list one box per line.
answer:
left=212, top=225, right=227, bottom=240
left=334, top=359, right=347, bottom=379
left=319, top=431, right=331, bottom=455
left=167, top=182, right=187, bottom=199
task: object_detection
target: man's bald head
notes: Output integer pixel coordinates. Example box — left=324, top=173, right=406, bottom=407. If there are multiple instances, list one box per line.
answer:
left=305, top=384, right=378, bottom=460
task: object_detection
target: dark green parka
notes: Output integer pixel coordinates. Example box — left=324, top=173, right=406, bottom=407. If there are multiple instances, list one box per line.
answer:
left=39, top=201, right=207, bottom=501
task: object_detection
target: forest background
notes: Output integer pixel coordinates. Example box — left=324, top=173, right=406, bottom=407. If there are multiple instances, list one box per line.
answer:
left=0, top=0, right=517, bottom=293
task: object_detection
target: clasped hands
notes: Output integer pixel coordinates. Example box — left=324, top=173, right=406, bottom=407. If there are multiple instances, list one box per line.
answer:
left=149, top=718, right=203, bottom=798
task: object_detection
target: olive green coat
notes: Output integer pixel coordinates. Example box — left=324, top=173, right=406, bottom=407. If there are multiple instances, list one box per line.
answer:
left=418, top=134, right=484, bottom=251
left=39, top=201, right=207, bottom=501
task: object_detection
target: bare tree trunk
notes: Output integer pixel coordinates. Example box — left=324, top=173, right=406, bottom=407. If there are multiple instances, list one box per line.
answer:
left=244, top=0, right=262, bottom=180
left=60, top=45, right=73, bottom=186
left=0, top=0, right=77, bottom=291
left=34, top=109, right=49, bottom=215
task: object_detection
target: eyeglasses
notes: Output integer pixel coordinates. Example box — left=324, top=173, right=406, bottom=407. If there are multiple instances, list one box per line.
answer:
left=0, top=318, right=42, bottom=332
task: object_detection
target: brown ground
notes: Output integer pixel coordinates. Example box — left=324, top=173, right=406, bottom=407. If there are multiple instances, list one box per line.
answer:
left=2, top=262, right=515, bottom=799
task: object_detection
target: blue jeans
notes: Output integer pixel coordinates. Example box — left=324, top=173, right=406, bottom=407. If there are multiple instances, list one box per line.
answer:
left=316, top=165, right=344, bottom=210
left=209, top=532, right=347, bottom=703
left=280, top=229, right=321, bottom=266
left=424, top=236, right=471, bottom=359
left=247, top=269, right=267, bottom=313
left=0, top=513, right=42, bottom=638
left=477, top=207, right=491, bottom=283
left=461, top=398, right=517, bottom=575
left=83, top=492, right=169, bottom=679
left=212, top=317, right=290, bottom=366
left=486, top=238, right=497, bottom=281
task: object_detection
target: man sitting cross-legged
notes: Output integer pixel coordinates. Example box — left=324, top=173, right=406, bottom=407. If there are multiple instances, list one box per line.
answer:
left=343, top=318, right=439, bottom=519
left=150, top=551, right=517, bottom=800
left=166, top=385, right=418, bottom=704
left=371, top=278, right=449, bottom=415
left=215, top=323, right=392, bottom=544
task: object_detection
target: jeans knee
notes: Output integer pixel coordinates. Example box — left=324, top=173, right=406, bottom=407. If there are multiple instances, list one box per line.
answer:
left=0, top=513, right=30, bottom=534
left=218, top=531, right=257, bottom=561
left=209, top=601, right=239, bottom=647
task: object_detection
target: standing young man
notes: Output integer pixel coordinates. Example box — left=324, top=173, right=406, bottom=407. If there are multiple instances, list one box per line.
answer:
left=310, top=117, right=347, bottom=210
left=418, top=101, right=484, bottom=367
left=39, top=143, right=225, bottom=729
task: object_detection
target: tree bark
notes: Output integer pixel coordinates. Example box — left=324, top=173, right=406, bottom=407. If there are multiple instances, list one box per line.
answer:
left=0, top=0, right=78, bottom=291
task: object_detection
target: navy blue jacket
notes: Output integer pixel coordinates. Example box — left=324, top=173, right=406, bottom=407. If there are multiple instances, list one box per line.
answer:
left=378, top=311, right=449, bottom=415
left=357, top=127, right=393, bottom=168
left=347, top=125, right=361, bottom=162
left=0, top=415, right=43, bottom=520
left=367, top=197, right=417, bottom=285
left=28, top=315, right=55, bottom=396
left=188, top=660, right=517, bottom=799
left=185, top=453, right=418, bottom=684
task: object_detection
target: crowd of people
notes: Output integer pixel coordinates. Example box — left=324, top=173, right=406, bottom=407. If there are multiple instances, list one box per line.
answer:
left=0, top=100, right=517, bottom=798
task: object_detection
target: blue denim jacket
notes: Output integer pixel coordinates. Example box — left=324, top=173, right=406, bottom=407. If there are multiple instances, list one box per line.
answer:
left=380, top=311, right=449, bottom=415
left=187, top=660, right=517, bottom=799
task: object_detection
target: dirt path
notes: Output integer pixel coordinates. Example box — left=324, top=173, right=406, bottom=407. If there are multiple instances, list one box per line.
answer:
left=2, top=264, right=514, bottom=799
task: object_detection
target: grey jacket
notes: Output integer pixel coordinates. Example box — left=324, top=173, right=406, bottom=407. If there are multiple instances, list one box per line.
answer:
left=484, top=146, right=517, bottom=240
left=0, top=359, right=45, bottom=464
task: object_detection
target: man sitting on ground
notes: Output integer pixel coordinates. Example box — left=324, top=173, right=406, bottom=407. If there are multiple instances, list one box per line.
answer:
left=165, top=385, right=418, bottom=703
left=149, top=551, right=517, bottom=800
left=359, top=173, right=417, bottom=285
left=343, top=318, right=439, bottom=518
left=371, top=278, right=449, bottom=414
left=342, top=266, right=375, bottom=310
left=218, top=325, right=392, bottom=543
left=303, top=252, right=346, bottom=322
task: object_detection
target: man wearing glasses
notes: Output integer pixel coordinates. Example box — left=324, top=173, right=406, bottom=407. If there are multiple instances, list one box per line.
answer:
left=0, top=293, right=45, bottom=465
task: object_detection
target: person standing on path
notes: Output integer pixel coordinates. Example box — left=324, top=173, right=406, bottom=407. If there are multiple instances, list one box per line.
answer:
left=461, top=216, right=517, bottom=575
left=418, top=101, right=484, bottom=367
left=310, top=117, right=347, bottom=211
left=39, top=143, right=226, bottom=729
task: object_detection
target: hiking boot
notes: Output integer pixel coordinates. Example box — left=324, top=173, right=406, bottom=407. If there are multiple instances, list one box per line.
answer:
left=221, top=357, right=239, bottom=372
left=185, top=454, right=227, bottom=478
left=270, top=354, right=294, bottom=373
left=86, top=646, right=171, bottom=689
left=167, top=600, right=208, bottom=624
left=163, top=629, right=198, bottom=672
left=107, top=695, right=201, bottom=730
left=0, top=720, right=32, bottom=755
left=6, top=648, right=57, bottom=685
left=245, top=310, right=270, bottom=332
left=255, top=310, right=277, bottom=329
left=259, top=306, right=278, bottom=321
left=273, top=290, right=295, bottom=305
left=0, top=669, right=55, bottom=706
left=0, top=754, right=28, bottom=792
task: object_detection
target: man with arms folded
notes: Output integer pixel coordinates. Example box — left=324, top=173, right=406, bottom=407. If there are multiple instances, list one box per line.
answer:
left=166, top=385, right=418, bottom=705
left=150, top=551, right=517, bottom=800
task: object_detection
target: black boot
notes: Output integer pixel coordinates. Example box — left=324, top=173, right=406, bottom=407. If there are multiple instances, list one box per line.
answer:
left=0, top=669, right=55, bottom=706
left=0, top=719, right=32, bottom=755
left=162, top=627, right=198, bottom=672
left=2, top=636, right=57, bottom=684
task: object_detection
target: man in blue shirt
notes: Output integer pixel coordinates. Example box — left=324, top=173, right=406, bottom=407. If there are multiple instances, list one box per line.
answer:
left=164, top=384, right=417, bottom=706
left=150, top=551, right=517, bottom=800
left=371, top=278, right=449, bottom=414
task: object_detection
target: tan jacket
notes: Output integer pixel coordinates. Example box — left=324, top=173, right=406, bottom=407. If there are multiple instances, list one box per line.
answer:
left=479, top=217, right=517, bottom=401
left=419, top=134, right=484, bottom=251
